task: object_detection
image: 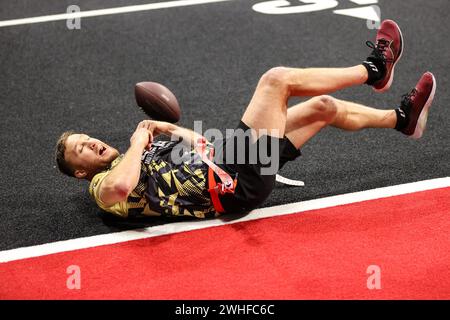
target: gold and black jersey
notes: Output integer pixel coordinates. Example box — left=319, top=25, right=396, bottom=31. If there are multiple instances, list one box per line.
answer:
left=89, top=140, right=217, bottom=219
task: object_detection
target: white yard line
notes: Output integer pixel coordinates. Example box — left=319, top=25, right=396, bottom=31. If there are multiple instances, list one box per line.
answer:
left=0, top=0, right=235, bottom=28
left=1, top=177, right=449, bottom=263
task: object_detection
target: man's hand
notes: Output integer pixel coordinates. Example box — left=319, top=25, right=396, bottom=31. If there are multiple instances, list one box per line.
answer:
left=130, top=120, right=156, bottom=150
left=132, top=119, right=205, bottom=150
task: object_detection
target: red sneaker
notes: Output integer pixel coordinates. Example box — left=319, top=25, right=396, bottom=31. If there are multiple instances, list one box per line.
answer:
left=366, top=20, right=404, bottom=92
left=399, top=72, right=437, bottom=139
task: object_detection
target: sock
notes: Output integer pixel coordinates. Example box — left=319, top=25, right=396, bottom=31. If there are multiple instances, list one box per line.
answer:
left=362, top=61, right=383, bottom=85
left=394, top=108, right=408, bottom=131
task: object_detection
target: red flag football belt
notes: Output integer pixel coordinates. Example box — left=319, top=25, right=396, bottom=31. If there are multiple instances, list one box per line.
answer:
left=195, top=138, right=237, bottom=213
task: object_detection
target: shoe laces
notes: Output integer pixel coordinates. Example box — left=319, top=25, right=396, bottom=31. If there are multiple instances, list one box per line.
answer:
left=401, top=88, right=418, bottom=108
left=366, top=39, right=393, bottom=63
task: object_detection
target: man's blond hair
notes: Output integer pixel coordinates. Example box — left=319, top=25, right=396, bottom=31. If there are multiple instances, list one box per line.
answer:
left=55, top=131, right=77, bottom=177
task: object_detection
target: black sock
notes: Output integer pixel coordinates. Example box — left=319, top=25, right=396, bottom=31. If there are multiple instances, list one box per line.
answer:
left=394, top=108, right=408, bottom=131
left=362, top=60, right=384, bottom=85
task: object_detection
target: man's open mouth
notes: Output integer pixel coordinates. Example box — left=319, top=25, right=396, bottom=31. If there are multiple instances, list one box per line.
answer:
left=99, top=146, right=107, bottom=156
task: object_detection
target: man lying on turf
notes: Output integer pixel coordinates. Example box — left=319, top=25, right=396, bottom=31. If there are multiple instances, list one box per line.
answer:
left=56, top=20, right=436, bottom=219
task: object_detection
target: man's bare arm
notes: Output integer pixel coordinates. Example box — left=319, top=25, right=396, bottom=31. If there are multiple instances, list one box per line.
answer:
left=98, top=122, right=153, bottom=207
left=156, top=121, right=205, bottom=147
left=98, top=120, right=204, bottom=207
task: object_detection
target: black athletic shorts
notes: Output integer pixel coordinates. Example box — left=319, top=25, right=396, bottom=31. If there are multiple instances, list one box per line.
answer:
left=212, top=121, right=301, bottom=214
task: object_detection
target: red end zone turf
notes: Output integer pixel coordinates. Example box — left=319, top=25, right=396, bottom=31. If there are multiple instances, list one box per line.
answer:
left=1, top=187, right=449, bottom=299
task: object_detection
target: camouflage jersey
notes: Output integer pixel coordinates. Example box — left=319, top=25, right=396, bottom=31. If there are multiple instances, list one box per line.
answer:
left=89, top=140, right=218, bottom=219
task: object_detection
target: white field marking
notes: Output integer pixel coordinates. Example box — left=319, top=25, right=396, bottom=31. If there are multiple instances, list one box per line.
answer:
left=0, top=0, right=235, bottom=28
left=0, top=177, right=449, bottom=263
left=349, top=0, right=378, bottom=5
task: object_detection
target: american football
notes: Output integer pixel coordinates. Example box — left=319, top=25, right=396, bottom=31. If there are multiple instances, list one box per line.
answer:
left=135, top=81, right=181, bottom=123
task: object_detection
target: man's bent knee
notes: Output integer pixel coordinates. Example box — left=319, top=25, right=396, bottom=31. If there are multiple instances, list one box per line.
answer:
left=310, top=95, right=338, bottom=123
left=259, top=67, right=289, bottom=89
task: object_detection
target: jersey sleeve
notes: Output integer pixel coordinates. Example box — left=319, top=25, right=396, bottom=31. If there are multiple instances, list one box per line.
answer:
left=89, top=171, right=129, bottom=218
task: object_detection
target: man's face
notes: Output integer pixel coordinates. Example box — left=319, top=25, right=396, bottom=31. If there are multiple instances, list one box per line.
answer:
left=64, top=133, right=120, bottom=179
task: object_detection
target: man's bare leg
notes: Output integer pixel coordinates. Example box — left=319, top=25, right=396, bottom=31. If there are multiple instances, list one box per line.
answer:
left=285, top=95, right=397, bottom=149
left=330, top=98, right=396, bottom=131
left=241, top=65, right=368, bottom=138
left=285, top=65, right=368, bottom=96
